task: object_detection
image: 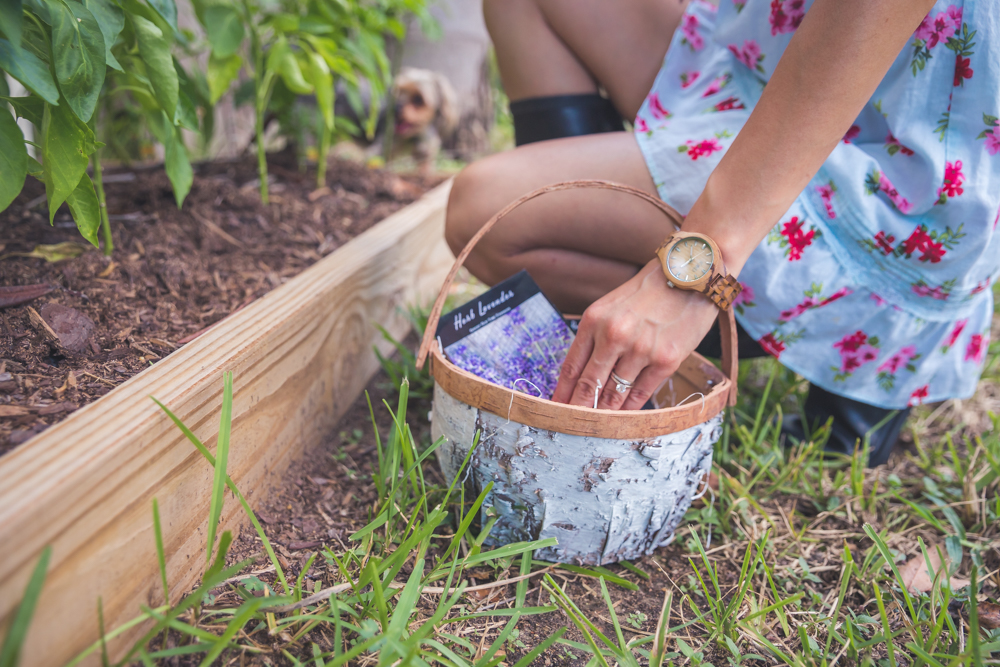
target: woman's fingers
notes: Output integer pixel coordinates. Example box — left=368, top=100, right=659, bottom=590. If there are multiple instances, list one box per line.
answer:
left=619, top=364, right=671, bottom=410
left=596, top=355, right=647, bottom=409
left=551, top=322, right=596, bottom=403
left=567, top=349, right=620, bottom=407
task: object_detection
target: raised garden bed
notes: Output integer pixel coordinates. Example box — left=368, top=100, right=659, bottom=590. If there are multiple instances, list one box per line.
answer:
left=0, top=152, right=435, bottom=454
left=0, top=177, right=452, bottom=666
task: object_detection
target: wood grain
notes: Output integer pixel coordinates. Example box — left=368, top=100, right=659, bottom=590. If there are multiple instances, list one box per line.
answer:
left=0, top=182, right=453, bottom=666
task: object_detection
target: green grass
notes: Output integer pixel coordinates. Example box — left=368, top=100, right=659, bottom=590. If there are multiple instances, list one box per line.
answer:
left=3, top=307, right=998, bottom=665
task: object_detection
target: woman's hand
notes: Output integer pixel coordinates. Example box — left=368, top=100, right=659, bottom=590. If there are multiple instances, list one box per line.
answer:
left=551, top=259, right=720, bottom=410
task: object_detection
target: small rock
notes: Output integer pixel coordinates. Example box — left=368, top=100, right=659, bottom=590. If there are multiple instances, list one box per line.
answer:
left=9, top=424, right=47, bottom=444
left=39, top=303, right=95, bottom=354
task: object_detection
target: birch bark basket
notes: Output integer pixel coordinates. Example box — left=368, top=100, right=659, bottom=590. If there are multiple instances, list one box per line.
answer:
left=415, top=180, right=740, bottom=565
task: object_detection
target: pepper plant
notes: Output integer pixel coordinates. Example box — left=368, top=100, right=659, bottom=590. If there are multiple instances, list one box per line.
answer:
left=195, top=0, right=435, bottom=200
left=0, top=0, right=199, bottom=254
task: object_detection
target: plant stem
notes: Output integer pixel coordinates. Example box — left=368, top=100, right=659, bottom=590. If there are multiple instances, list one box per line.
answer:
left=91, top=135, right=113, bottom=255
left=317, top=117, right=330, bottom=189
left=242, top=0, right=269, bottom=205
left=382, top=30, right=408, bottom=164
left=255, top=99, right=268, bottom=205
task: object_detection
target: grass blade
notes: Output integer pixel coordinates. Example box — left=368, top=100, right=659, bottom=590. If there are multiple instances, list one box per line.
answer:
left=206, top=371, right=234, bottom=563
left=152, top=393, right=289, bottom=593
left=511, top=628, right=567, bottom=667
left=0, top=545, right=51, bottom=667
left=152, top=499, right=169, bottom=604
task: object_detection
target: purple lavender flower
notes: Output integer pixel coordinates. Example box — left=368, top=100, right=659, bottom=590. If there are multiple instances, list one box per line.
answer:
left=445, top=295, right=574, bottom=400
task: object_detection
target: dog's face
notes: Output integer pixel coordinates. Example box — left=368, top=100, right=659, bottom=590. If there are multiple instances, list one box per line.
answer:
left=394, top=80, right=438, bottom=139
left=393, top=68, right=459, bottom=140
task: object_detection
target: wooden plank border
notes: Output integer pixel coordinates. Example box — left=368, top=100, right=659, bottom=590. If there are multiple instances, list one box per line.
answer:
left=0, top=181, right=453, bottom=666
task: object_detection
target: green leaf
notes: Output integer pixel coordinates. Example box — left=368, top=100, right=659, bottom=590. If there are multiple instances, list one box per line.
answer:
left=65, top=172, right=100, bottom=246
left=144, top=0, right=178, bottom=34
left=0, top=0, right=23, bottom=48
left=0, top=38, right=60, bottom=104
left=207, top=53, right=241, bottom=105
left=306, top=49, right=333, bottom=130
left=174, top=75, right=200, bottom=131
left=42, top=102, right=99, bottom=223
left=4, top=95, right=44, bottom=126
left=202, top=4, right=243, bottom=58
left=82, top=0, right=125, bottom=71
left=267, top=38, right=312, bottom=95
left=132, top=13, right=177, bottom=121
left=0, top=106, right=27, bottom=212
left=163, top=118, right=191, bottom=207
left=0, top=546, right=51, bottom=667
left=50, top=0, right=106, bottom=122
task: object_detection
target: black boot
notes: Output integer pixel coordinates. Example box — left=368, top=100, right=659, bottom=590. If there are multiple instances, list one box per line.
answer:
left=782, top=384, right=909, bottom=467
left=510, top=93, right=624, bottom=146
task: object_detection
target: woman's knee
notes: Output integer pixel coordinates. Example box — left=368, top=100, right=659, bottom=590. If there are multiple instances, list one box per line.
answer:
left=445, top=157, right=518, bottom=283
left=446, top=160, right=495, bottom=257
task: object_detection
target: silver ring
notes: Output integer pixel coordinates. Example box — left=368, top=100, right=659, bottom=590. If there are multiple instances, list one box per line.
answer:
left=610, top=371, right=633, bottom=394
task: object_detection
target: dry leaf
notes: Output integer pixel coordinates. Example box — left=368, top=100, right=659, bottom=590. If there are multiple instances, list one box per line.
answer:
left=40, top=303, right=95, bottom=354
left=2, top=242, right=91, bottom=263
left=979, top=602, right=1000, bottom=630
left=898, top=545, right=970, bottom=593
left=0, top=283, right=54, bottom=308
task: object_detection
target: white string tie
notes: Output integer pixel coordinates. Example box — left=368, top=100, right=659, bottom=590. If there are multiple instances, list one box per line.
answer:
left=676, top=391, right=707, bottom=415
left=594, top=379, right=602, bottom=409
left=507, top=378, right=544, bottom=423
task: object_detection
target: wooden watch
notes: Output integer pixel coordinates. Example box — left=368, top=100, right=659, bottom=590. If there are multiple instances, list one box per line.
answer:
left=654, top=231, right=742, bottom=310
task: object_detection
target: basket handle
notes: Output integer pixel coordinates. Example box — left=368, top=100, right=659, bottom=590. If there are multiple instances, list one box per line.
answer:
left=416, top=179, right=739, bottom=405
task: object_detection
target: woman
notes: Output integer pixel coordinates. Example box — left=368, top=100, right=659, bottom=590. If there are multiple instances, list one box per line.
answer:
left=445, top=0, right=998, bottom=465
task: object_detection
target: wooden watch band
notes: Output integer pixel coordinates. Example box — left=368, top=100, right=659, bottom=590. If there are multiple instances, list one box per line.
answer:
left=705, top=273, right=743, bottom=311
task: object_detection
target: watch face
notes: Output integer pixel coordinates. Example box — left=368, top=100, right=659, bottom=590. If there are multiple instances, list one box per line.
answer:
left=666, top=237, right=714, bottom=283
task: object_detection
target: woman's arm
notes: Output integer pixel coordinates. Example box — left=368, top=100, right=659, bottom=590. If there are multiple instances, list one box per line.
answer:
left=552, top=0, right=937, bottom=409
left=687, top=0, right=937, bottom=272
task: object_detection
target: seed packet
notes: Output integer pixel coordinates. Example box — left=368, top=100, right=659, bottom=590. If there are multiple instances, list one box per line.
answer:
left=436, top=270, right=575, bottom=400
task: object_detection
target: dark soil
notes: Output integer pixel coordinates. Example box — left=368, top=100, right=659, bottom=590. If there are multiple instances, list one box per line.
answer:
left=0, top=152, right=435, bottom=455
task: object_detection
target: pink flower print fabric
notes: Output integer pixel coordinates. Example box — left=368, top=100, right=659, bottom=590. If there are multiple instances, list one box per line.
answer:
left=681, top=13, right=704, bottom=51
left=768, top=0, right=805, bottom=35
left=632, top=0, right=999, bottom=407
left=679, top=137, right=724, bottom=160
left=728, top=40, right=764, bottom=73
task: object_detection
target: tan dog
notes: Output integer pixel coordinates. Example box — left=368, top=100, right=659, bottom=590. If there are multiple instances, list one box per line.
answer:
left=390, top=67, right=459, bottom=175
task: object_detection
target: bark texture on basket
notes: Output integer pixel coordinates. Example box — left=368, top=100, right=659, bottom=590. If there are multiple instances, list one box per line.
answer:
left=431, top=387, right=718, bottom=565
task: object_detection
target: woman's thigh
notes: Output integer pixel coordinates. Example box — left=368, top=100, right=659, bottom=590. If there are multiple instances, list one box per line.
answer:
left=485, top=0, right=688, bottom=119
left=446, top=132, right=674, bottom=312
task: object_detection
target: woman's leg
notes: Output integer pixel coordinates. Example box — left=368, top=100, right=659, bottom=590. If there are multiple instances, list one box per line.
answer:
left=484, top=0, right=690, bottom=119
left=447, top=132, right=670, bottom=314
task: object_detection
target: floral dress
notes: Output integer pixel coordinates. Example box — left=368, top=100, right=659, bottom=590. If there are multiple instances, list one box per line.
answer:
left=634, top=0, right=999, bottom=409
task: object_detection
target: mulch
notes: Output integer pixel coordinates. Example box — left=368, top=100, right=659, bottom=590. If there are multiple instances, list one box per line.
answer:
left=0, top=151, right=436, bottom=455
